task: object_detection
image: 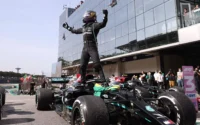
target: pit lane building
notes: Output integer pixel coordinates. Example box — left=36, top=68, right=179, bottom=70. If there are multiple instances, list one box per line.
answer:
left=59, top=0, right=200, bottom=77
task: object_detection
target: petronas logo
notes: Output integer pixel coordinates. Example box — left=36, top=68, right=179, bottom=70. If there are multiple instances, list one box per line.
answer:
left=62, top=33, right=66, bottom=40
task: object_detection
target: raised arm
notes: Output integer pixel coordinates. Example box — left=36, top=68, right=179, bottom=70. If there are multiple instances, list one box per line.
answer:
left=93, top=10, right=108, bottom=29
left=63, top=23, right=83, bottom=34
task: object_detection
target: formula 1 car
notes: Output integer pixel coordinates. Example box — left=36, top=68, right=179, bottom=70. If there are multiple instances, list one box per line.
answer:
left=35, top=77, right=196, bottom=125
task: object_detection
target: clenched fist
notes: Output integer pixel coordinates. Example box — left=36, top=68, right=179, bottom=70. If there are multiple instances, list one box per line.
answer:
left=63, top=22, right=69, bottom=29
left=103, top=9, right=108, bottom=16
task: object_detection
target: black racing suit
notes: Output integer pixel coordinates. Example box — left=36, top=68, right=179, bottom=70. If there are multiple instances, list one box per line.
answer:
left=65, top=16, right=108, bottom=83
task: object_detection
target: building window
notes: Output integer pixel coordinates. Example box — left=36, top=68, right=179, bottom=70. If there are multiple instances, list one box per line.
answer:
left=135, top=0, right=144, bottom=16
left=144, top=9, right=154, bottom=27
left=166, top=17, right=178, bottom=33
left=137, top=29, right=145, bottom=41
left=154, top=4, right=165, bottom=23
left=165, top=0, right=176, bottom=19
left=136, top=14, right=144, bottom=30
left=129, top=18, right=136, bottom=33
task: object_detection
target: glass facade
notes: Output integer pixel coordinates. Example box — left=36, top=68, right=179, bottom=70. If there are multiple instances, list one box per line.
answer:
left=59, top=0, right=178, bottom=66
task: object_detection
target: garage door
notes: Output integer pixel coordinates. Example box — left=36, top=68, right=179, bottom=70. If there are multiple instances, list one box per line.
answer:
left=122, top=57, right=160, bottom=73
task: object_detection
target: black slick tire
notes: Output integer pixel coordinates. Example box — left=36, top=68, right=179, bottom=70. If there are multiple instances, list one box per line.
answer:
left=158, top=91, right=196, bottom=125
left=0, top=87, right=6, bottom=106
left=36, top=88, right=53, bottom=110
left=168, top=86, right=185, bottom=94
left=71, top=95, right=109, bottom=125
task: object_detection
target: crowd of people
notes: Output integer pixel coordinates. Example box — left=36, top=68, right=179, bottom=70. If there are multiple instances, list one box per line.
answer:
left=183, top=4, right=200, bottom=27
left=129, top=66, right=200, bottom=92
left=130, top=69, right=183, bottom=90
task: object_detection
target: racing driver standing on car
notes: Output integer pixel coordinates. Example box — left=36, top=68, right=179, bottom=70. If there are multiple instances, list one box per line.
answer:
left=63, top=9, right=108, bottom=84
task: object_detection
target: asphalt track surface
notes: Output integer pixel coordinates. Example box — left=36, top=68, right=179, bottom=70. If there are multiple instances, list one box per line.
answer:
left=1, top=93, right=200, bottom=125
left=0, top=94, right=69, bottom=125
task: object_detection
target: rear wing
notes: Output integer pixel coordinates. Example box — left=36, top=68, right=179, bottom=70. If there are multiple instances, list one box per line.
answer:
left=50, top=77, right=69, bottom=83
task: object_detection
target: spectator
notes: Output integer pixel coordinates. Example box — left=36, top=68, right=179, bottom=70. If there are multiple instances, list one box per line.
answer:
left=197, top=66, right=200, bottom=71
left=154, top=70, right=159, bottom=86
left=183, top=8, right=188, bottom=16
left=131, top=75, right=138, bottom=81
left=41, top=80, right=46, bottom=88
left=177, top=68, right=184, bottom=88
left=166, top=69, right=175, bottom=88
left=146, top=72, right=150, bottom=84
left=140, top=71, right=146, bottom=83
left=157, top=71, right=164, bottom=89
left=194, top=68, right=200, bottom=94
left=109, top=74, right=115, bottom=83
left=193, top=4, right=199, bottom=10
left=30, top=81, right=35, bottom=96
left=146, top=72, right=154, bottom=86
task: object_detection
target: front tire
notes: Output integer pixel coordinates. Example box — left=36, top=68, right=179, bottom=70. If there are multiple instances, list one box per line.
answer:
left=36, top=88, right=53, bottom=110
left=71, top=95, right=109, bottom=125
left=158, top=91, right=196, bottom=125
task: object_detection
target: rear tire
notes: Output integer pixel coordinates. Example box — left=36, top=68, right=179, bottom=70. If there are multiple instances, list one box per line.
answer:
left=168, top=86, right=185, bottom=94
left=72, top=95, right=109, bottom=125
left=36, top=88, right=53, bottom=110
left=158, top=91, right=196, bottom=125
left=0, top=87, right=6, bottom=106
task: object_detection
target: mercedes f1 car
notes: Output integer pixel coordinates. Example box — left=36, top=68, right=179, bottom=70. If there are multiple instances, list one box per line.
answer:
left=35, top=77, right=196, bottom=125
left=124, top=79, right=185, bottom=98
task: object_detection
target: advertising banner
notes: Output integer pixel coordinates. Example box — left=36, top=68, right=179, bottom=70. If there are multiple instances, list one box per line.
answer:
left=182, top=66, right=198, bottom=110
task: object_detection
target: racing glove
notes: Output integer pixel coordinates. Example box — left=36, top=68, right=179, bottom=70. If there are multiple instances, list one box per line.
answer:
left=63, top=22, right=72, bottom=31
left=103, top=9, right=108, bottom=18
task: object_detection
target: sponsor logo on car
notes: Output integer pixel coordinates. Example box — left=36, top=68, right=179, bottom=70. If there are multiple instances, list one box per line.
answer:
left=164, top=120, right=175, bottom=124
left=145, top=106, right=155, bottom=112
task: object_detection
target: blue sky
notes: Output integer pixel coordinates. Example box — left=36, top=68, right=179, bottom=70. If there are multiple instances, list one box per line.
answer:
left=0, top=0, right=81, bottom=76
